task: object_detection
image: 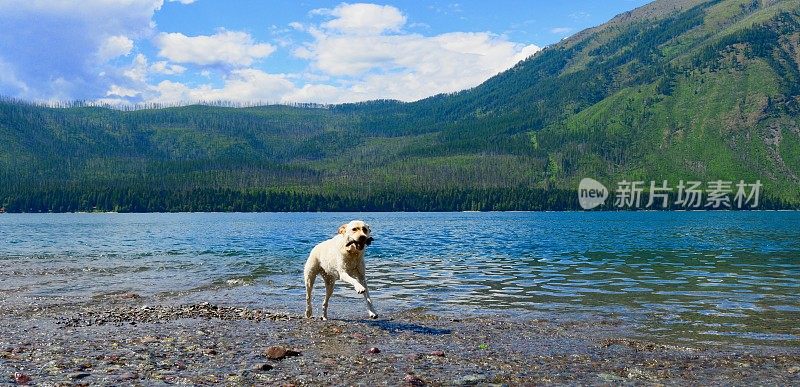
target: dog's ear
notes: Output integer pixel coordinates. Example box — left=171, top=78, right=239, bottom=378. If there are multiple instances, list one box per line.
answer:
left=337, top=224, right=347, bottom=235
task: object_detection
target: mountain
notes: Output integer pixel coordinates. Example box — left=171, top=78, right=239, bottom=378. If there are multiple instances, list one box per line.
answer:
left=1, top=0, right=799, bottom=212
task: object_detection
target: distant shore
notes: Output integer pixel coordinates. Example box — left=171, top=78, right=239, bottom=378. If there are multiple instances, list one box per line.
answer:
left=2, top=294, right=798, bottom=385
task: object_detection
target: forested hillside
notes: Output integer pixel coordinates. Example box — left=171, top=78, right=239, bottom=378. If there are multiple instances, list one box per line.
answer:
left=1, top=0, right=799, bottom=212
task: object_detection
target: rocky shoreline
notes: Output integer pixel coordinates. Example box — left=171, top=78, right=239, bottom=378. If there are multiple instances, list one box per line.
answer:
left=1, top=296, right=799, bottom=386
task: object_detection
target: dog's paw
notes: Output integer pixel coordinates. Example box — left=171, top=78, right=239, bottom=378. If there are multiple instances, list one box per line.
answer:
left=305, top=309, right=312, bottom=319
left=320, top=316, right=328, bottom=321
left=355, top=286, right=366, bottom=294
left=369, top=312, right=378, bottom=319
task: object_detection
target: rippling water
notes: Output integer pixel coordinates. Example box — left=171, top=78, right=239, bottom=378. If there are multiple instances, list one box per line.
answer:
left=1, top=212, right=798, bottom=345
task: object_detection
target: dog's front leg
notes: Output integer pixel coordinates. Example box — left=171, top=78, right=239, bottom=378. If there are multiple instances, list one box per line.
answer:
left=359, top=274, right=378, bottom=319
left=339, top=271, right=367, bottom=294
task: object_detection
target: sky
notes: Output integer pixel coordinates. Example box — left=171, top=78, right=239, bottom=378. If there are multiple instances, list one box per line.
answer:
left=0, top=0, right=650, bottom=105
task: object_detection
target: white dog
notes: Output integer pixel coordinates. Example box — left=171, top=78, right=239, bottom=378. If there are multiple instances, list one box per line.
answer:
left=304, top=220, right=377, bottom=320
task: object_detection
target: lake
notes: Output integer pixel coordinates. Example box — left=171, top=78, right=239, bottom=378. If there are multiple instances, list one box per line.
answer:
left=1, top=211, right=798, bottom=346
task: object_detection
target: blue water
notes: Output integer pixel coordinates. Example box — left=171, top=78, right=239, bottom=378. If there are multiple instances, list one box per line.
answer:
left=1, top=212, right=799, bottom=345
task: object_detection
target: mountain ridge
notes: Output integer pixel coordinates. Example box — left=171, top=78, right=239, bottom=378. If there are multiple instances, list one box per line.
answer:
left=1, top=0, right=799, bottom=212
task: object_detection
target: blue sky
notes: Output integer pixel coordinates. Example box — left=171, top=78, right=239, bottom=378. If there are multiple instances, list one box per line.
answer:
left=0, top=0, right=650, bottom=105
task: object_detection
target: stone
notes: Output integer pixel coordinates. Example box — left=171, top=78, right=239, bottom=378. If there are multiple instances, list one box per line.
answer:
left=405, top=353, right=422, bottom=361
left=264, top=346, right=300, bottom=360
left=141, top=336, right=158, bottom=344
left=404, top=373, right=425, bottom=386
left=13, top=372, right=31, bottom=384
left=454, top=374, right=484, bottom=385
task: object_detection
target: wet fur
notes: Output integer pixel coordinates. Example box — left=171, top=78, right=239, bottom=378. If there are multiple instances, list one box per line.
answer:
left=304, top=220, right=377, bottom=320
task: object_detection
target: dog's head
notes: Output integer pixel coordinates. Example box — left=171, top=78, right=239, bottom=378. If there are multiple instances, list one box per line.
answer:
left=338, top=220, right=373, bottom=252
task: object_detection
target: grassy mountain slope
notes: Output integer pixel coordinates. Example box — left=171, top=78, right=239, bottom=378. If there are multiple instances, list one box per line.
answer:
left=540, top=0, right=800, bottom=199
left=431, top=0, right=800, bottom=199
left=1, top=0, right=799, bottom=211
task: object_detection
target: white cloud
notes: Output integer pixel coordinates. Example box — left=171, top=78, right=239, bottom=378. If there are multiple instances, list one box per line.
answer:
left=549, top=27, right=573, bottom=34
left=316, top=3, right=406, bottom=35
left=155, top=30, right=276, bottom=67
left=144, top=2, right=542, bottom=105
left=106, top=84, right=140, bottom=98
left=150, top=61, right=186, bottom=75
left=124, top=54, right=149, bottom=83
left=150, top=69, right=294, bottom=103
left=282, top=83, right=344, bottom=104
left=98, top=35, right=134, bottom=62
left=119, top=55, right=187, bottom=97
left=168, top=0, right=196, bottom=4
left=291, top=4, right=541, bottom=102
left=0, top=0, right=163, bottom=100
left=0, top=57, right=29, bottom=96
left=0, top=1, right=542, bottom=105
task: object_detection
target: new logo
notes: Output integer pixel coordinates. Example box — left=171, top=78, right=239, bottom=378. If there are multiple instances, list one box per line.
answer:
left=578, top=178, right=608, bottom=210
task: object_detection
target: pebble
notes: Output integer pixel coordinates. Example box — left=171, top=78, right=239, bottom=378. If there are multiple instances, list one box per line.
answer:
left=351, top=333, right=367, bottom=341
left=9, top=300, right=800, bottom=386
left=264, top=346, right=300, bottom=360
left=141, top=336, right=158, bottom=344
left=598, top=372, right=625, bottom=382
left=202, top=348, right=218, bottom=356
left=56, top=303, right=289, bottom=328
left=105, top=354, right=120, bottom=363
left=265, top=346, right=287, bottom=360
left=76, top=362, right=92, bottom=371
left=626, top=367, right=648, bottom=379
left=69, top=372, right=91, bottom=379
left=404, top=373, right=425, bottom=386
left=454, top=374, right=484, bottom=385
left=13, top=372, right=31, bottom=384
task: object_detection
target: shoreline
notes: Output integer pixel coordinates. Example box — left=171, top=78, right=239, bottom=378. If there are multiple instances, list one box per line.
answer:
left=2, top=295, right=799, bottom=385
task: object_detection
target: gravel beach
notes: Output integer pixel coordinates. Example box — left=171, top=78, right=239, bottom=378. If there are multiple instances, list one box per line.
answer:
left=1, top=293, right=798, bottom=386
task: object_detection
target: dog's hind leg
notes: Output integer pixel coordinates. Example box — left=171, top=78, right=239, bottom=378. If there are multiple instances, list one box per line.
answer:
left=322, top=275, right=335, bottom=321
left=304, top=267, right=316, bottom=319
